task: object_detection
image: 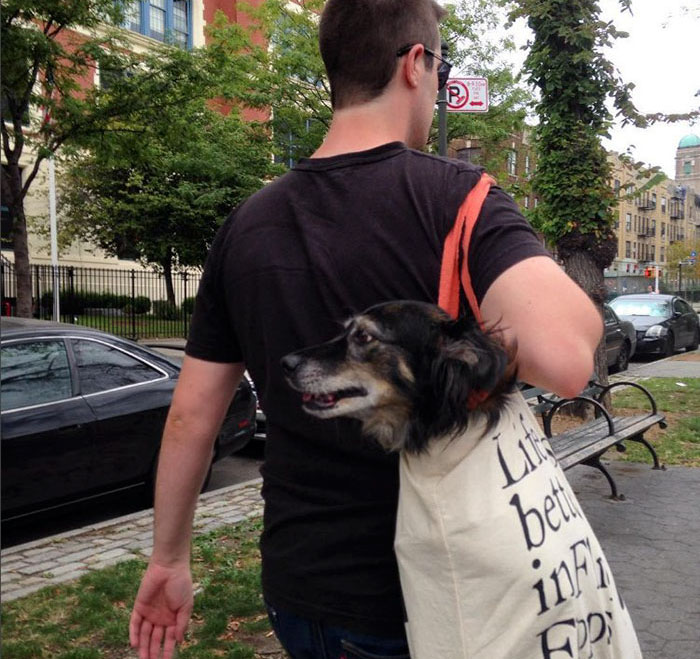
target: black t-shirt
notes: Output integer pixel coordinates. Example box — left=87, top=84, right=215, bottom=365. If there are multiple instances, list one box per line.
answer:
left=187, top=142, right=550, bottom=635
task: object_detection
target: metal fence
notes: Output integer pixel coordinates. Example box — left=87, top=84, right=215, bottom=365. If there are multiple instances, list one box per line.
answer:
left=1, top=259, right=202, bottom=340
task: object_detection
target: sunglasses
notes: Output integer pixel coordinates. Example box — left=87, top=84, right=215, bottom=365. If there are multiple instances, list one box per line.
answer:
left=396, top=44, right=453, bottom=91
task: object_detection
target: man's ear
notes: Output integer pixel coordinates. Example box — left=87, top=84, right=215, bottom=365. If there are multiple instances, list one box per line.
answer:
left=399, top=43, right=425, bottom=89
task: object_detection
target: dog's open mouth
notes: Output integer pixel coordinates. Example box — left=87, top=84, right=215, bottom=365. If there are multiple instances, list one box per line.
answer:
left=302, top=387, right=367, bottom=411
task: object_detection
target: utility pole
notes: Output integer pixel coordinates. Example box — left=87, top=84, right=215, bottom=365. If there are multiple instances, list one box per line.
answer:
left=437, top=40, right=449, bottom=157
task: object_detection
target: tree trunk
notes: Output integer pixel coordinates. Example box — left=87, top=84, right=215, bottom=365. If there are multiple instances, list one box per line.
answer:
left=162, top=254, right=176, bottom=308
left=1, top=165, right=33, bottom=318
left=12, top=206, right=33, bottom=318
left=558, top=249, right=609, bottom=410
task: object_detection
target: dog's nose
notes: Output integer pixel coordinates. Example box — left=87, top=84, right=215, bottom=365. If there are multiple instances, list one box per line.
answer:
left=281, top=353, right=303, bottom=376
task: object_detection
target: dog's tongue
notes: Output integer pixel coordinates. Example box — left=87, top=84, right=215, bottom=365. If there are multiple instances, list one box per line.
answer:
left=303, top=392, right=338, bottom=407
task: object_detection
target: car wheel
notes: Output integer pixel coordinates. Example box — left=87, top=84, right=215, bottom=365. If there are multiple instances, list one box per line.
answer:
left=663, top=332, right=675, bottom=357
left=613, top=341, right=630, bottom=372
left=688, top=327, right=699, bottom=352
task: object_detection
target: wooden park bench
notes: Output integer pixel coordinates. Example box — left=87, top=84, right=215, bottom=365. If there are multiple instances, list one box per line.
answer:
left=521, top=380, right=667, bottom=500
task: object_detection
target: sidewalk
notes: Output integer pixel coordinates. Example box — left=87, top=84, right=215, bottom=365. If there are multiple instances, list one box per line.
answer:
left=2, top=351, right=699, bottom=657
left=1, top=480, right=264, bottom=602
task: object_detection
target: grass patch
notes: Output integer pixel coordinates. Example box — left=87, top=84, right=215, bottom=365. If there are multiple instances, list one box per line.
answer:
left=611, top=378, right=700, bottom=467
left=1, top=518, right=284, bottom=658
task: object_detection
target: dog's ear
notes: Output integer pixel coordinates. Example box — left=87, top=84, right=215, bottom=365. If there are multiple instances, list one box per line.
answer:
left=420, top=318, right=511, bottom=438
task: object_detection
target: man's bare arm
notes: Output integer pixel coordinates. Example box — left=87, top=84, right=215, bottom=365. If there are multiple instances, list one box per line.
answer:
left=151, top=356, right=245, bottom=565
left=480, top=256, right=603, bottom=398
left=130, top=356, right=245, bottom=658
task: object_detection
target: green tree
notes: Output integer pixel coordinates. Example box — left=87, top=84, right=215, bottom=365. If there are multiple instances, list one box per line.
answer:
left=1, top=1, right=252, bottom=316
left=1, top=0, right=133, bottom=317
left=667, top=238, right=700, bottom=283
left=229, top=0, right=532, bottom=167
left=506, top=0, right=698, bottom=381
left=439, top=0, right=532, bottom=175
left=60, top=98, right=273, bottom=305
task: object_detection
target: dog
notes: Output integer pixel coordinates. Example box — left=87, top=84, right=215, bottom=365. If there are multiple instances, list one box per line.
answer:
left=282, top=300, right=642, bottom=658
left=280, top=300, right=517, bottom=452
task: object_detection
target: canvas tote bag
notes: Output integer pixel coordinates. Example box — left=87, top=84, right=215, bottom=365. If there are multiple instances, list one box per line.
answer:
left=394, top=174, right=642, bottom=658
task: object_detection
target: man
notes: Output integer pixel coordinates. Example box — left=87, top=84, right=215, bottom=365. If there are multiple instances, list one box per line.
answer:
left=130, top=1, right=602, bottom=657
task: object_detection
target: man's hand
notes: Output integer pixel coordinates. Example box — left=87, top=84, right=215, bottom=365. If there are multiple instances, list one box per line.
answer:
left=129, top=561, right=193, bottom=659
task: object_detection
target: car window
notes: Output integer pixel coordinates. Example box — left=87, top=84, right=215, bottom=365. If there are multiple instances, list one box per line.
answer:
left=610, top=300, right=670, bottom=318
left=1, top=340, right=72, bottom=412
left=673, top=299, right=685, bottom=314
left=604, top=308, right=616, bottom=324
left=71, top=339, right=163, bottom=395
left=676, top=299, right=692, bottom=314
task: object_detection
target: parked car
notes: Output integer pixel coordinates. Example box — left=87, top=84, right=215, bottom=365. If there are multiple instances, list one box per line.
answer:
left=603, top=303, right=636, bottom=372
left=1, top=318, right=257, bottom=521
left=245, top=371, right=267, bottom=441
left=609, top=294, right=700, bottom=357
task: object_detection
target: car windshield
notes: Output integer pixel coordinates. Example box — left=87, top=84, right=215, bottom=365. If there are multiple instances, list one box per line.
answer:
left=610, top=300, right=670, bottom=318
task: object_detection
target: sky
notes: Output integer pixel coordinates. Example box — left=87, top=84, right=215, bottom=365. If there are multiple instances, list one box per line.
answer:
left=451, top=0, right=700, bottom=177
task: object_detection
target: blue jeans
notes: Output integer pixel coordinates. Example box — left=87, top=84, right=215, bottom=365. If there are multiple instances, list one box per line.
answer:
left=265, top=600, right=410, bottom=659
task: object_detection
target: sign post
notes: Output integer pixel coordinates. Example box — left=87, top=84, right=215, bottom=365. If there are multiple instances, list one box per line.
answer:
left=437, top=40, right=449, bottom=156
left=446, top=78, right=489, bottom=113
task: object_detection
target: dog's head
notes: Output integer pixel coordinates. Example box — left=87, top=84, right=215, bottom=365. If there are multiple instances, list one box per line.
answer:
left=281, top=300, right=516, bottom=453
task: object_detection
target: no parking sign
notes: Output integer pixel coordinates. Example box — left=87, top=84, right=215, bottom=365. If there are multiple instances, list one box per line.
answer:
left=446, top=78, right=489, bottom=113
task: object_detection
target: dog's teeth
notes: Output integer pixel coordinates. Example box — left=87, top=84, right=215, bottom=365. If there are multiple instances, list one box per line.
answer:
left=302, top=393, right=312, bottom=403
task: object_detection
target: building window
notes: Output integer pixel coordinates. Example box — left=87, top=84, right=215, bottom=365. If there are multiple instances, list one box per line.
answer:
left=614, top=179, right=620, bottom=197
left=625, top=212, right=631, bottom=231
left=525, top=155, right=531, bottom=176
left=651, top=246, right=655, bottom=261
left=625, top=241, right=631, bottom=258
left=124, top=0, right=191, bottom=48
left=661, top=197, right=666, bottom=213
left=456, top=147, right=481, bottom=164
left=126, top=0, right=141, bottom=31
left=684, top=161, right=692, bottom=176
left=149, top=0, right=166, bottom=40
left=507, top=150, right=517, bottom=175
left=660, top=247, right=665, bottom=262
left=172, top=0, right=189, bottom=47
left=661, top=222, right=666, bottom=237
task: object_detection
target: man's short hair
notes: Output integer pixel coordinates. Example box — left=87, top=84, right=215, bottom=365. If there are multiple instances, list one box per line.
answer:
left=319, top=0, right=446, bottom=110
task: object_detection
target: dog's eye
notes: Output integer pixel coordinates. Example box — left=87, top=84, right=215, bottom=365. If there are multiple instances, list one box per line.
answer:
left=352, top=329, right=374, bottom=345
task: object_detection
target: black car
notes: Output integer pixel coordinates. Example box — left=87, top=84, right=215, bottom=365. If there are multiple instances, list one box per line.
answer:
left=603, top=303, right=637, bottom=372
left=1, top=318, right=256, bottom=521
left=609, top=294, right=700, bottom=357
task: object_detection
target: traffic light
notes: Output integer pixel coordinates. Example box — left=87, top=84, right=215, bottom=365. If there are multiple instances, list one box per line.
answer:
left=644, top=267, right=651, bottom=278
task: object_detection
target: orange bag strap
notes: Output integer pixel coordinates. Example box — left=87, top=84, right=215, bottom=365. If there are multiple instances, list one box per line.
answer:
left=438, top=172, right=495, bottom=323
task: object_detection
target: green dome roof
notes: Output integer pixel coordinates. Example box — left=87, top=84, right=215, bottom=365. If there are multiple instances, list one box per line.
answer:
left=678, top=134, right=700, bottom=148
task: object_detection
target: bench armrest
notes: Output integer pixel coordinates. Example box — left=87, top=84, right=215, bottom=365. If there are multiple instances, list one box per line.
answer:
left=542, top=396, right=615, bottom=439
left=592, top=381, right=659, bottom=416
